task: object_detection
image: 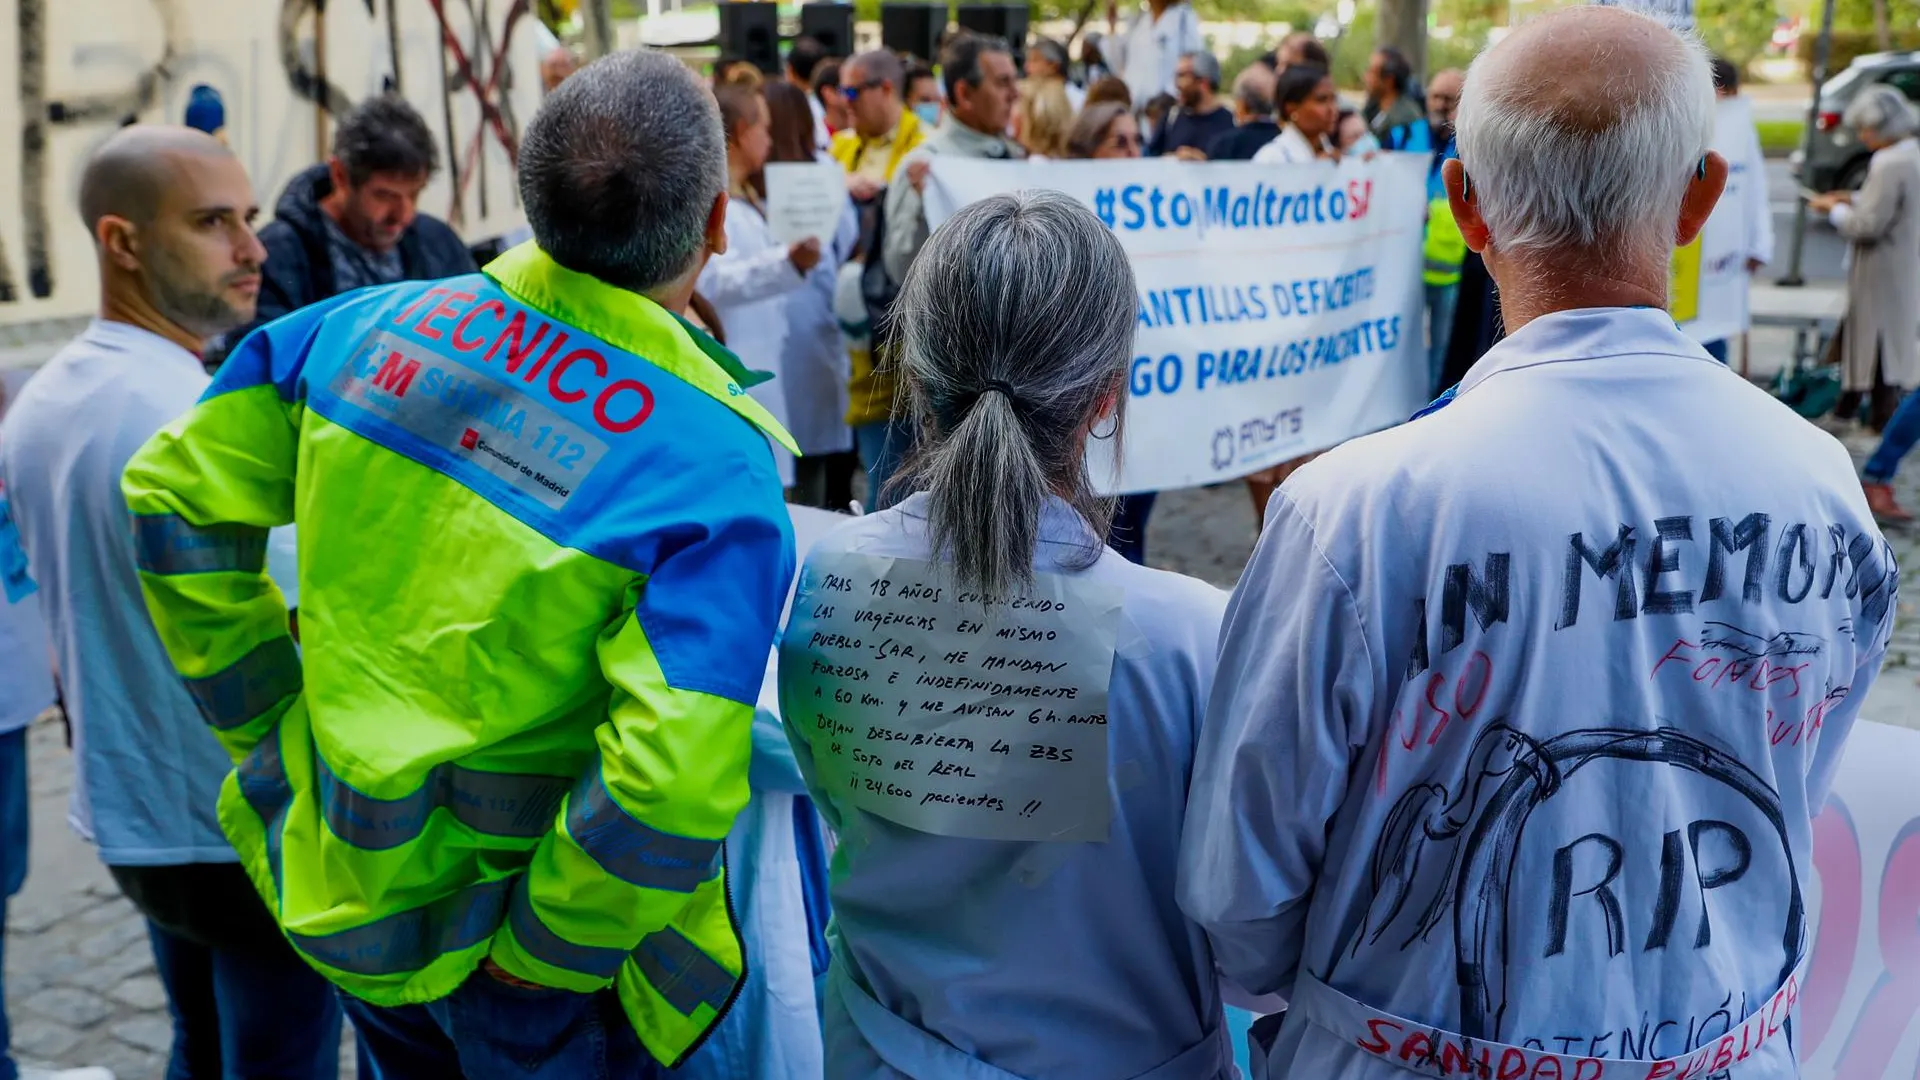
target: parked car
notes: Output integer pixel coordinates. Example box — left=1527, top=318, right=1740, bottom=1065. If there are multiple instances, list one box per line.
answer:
left=1794, top=51, right=1920, bottom=192
left=1770, top=17, right=1801, bottom=56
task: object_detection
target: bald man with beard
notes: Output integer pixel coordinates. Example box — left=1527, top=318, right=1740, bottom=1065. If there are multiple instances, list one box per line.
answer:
left=1182, top=9, right=1894, bottom=1078
left=0, top=127, right=340, bottom=1080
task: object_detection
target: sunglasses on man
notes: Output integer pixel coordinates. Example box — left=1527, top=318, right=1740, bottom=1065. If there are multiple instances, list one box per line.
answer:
left=842, top=78, right=886, bottom=103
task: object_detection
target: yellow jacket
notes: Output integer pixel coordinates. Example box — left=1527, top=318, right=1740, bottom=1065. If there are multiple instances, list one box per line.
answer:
left=832, top=110, right=927, bottom=429
left=828, top=108, right=927, bottom=182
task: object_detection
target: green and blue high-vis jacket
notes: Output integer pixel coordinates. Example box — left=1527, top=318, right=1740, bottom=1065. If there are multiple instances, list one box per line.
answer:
left=121, top=242, right=799, bottom=1067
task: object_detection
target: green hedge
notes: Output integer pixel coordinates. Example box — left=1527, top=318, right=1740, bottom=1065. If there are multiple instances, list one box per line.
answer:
left=1797, top=30, right=1920, bottom=76
left=1756, top=118, right=1807, bottom=156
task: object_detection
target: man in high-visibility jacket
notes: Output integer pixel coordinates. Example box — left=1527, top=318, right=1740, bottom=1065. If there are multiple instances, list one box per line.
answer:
left=1423, top=68, right=1469, bottom=397
left=122, top=51, right=796, bottom=1079
left=830, top=49, right=926, bottom=508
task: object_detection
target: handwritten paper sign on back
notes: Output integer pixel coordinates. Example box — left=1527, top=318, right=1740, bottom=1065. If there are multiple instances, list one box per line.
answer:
left=785, top=551, right=1122, bottom=842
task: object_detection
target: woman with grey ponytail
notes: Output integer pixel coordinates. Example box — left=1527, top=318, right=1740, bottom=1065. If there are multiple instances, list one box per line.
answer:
left=891, top=189, right=1134, bottom=597
left=779, top=190, right=1245, bottom=1078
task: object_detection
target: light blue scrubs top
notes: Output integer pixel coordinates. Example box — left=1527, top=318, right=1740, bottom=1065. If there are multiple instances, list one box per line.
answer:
left=780, top=493, right=1239, bottom=1079
left=0, top=321, right=295, bottom=865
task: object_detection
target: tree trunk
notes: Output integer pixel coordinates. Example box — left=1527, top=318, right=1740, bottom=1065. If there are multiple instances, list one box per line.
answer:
left=1066, top=0, right=1101, bottom=46
left=1873, top=0, right=1892, bottom=51
left=1377, top=0, right=1428, bottom=88
left=581, top=0, right=616, bottom=59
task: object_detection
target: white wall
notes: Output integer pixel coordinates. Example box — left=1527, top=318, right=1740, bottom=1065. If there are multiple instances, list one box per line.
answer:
left=0, top=0, right=542, bottom=331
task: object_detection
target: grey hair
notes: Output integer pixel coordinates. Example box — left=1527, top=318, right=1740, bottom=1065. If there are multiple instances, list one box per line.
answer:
left=518, top=50, right=726, bottom=295
left=1065, top=101, right=1132, bottom=158
left=1454, top=11, right=1713, bottom=268
left=1182, top=49, right=1222, bottom=90
left=1233, top=63, right=1276, bottom=116
left=942, top=33, right=1012, bottom=100
left=846, top=49, right=905, bottom=94
left=1845, top=84, right=1919, bottom=141
left=1031, top=38, right=1069, bottom=72
left=893, top=190, right=1137, bottom=598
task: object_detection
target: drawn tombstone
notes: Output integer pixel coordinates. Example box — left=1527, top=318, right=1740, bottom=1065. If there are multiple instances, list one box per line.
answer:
left=1351, top=723, right=1806, bottom=1047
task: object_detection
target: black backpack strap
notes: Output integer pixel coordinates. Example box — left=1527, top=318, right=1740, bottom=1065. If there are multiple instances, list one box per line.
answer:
left=860, top=193, right=903, bottom=365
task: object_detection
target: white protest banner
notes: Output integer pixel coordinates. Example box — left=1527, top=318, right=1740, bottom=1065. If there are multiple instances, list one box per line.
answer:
left=1794, top=719, right=1920, bottom=1079
left=765, top=162, right=850, bottom=248
left=1672, top=95, right=1759, bottom=346
left=784, top=551, right=1123, bottom=842
left=924, top=155, right=1429, bottom=496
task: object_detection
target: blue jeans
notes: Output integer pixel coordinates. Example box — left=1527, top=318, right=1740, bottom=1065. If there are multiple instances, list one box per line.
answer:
left=1, top=728, right=26, bottom=1080
left=1107, top=493, right=1157, bottom=564
left=1426, top=281, right=1461, bottom=397
left=854, top=416, right=914, bottom=512
left=342, top=972, right=657, bottom=1080
left=145, top=913, right=342, bottom=1080
left=1865, top=386, right=1920, bottom=482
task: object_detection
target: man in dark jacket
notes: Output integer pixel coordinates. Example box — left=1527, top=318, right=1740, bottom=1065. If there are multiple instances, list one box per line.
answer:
left=234, top=95, right=474, bottom=347
left=1208, top=64, right=1281, bottom=160
left=1149, top=50, right=1234, bottom=159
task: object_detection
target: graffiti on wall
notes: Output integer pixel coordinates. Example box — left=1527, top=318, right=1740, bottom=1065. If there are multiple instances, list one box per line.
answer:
left=0, top=0, right=541, bottom=327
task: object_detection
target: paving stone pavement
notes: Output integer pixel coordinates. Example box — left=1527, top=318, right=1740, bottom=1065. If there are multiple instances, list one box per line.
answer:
left=1833, top=423, right=1920, bottom=730
left=3, top=716, right=359, bottom=1079
left=6, top=380, right=1918, bottom=1080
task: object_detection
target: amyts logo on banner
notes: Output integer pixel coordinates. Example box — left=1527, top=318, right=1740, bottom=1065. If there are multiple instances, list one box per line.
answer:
left=923, top=155, right=1429, bottom=496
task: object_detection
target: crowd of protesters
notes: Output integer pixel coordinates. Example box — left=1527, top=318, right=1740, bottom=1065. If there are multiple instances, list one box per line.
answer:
left=0, top=7, right=1903, bottom=1080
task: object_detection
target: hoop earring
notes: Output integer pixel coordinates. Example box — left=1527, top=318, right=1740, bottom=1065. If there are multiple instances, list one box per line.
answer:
left=1091, top=416, right=1118, bottom=441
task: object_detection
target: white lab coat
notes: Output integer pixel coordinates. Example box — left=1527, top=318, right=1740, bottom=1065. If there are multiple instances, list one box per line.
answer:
left=1250, top=124, right=1326, bottom=165
left=674, top=505, right=862, bottom=1080
left=1106, top=1, right=1205, bottom=107
left=1180, top=308, right=1895, bottom=1078
left=780, top=493, right=1242, bottom=1080
left=1719, top=96, right=1774, bottom=270
left=781, top=158, right=861, bottom=458
left=1694, top=95, right=1774, bottom=344
left=672, top=650, right=829, bottom=1080
left=697, top=195, right=809, bottom=487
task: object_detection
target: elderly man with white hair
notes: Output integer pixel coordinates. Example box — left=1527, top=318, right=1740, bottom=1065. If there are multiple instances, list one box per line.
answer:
left=1180, top=8, right=1896, bottom=1079
left=1810, top=85, right=1920, bottom=518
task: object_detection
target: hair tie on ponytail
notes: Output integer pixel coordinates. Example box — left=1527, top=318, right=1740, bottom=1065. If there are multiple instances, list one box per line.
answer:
left=965, top=380, right=1023, bottom=413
